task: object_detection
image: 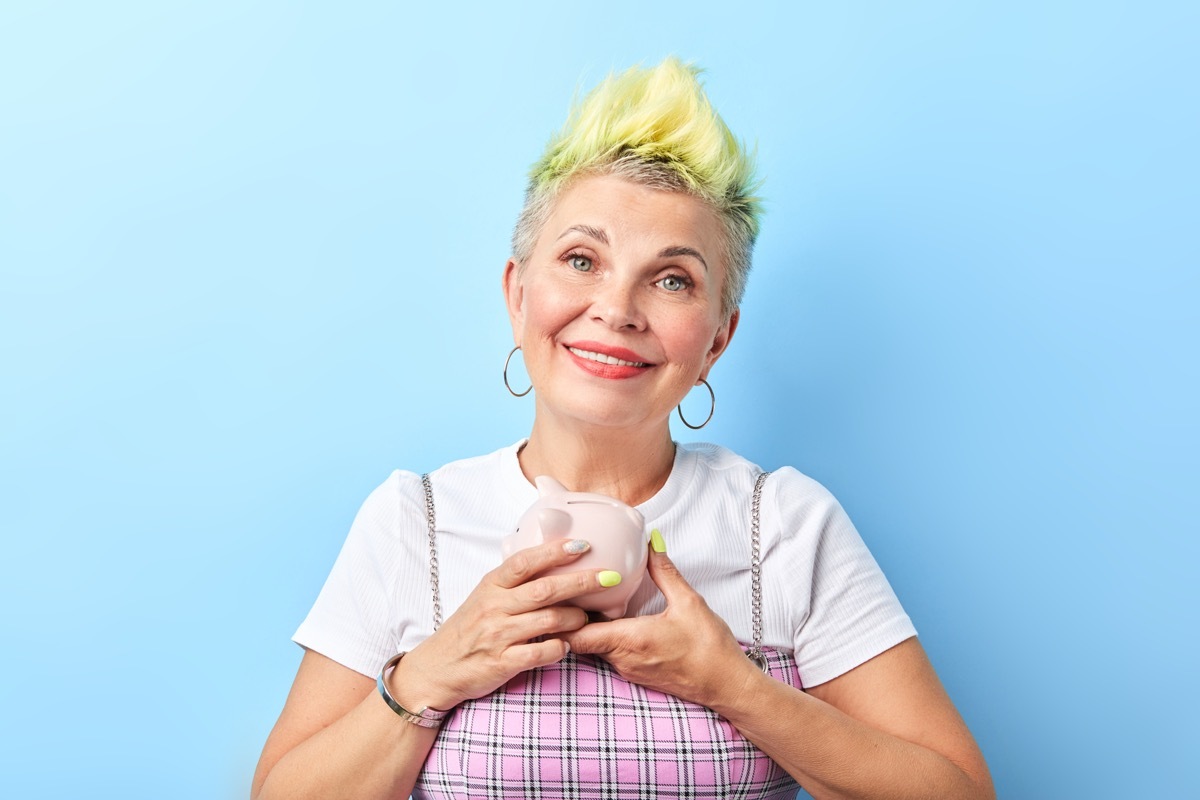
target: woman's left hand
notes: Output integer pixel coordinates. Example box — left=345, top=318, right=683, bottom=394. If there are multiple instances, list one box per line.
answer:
left=559, top=534, right=761, bottom=709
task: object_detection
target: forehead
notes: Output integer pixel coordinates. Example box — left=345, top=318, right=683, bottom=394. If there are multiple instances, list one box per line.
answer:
left=541, top=174, right=725, bottom=257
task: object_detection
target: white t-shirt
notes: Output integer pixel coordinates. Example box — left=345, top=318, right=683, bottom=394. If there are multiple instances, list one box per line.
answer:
left=294, top=441, right=916, bottom=688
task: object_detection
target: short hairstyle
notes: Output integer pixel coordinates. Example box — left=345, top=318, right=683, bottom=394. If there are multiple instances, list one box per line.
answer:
left=511, top=58, right=762, bottom=316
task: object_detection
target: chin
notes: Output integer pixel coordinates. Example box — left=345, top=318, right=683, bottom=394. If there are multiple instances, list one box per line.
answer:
left=550, top=399, right=663, bottom=432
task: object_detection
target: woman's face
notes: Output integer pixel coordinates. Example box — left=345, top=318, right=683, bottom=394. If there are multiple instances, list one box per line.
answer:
left=504, top=173, right=738, bottom=431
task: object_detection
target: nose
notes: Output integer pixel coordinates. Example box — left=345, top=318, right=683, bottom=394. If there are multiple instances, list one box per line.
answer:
left=591, top=277, right=646, bottom=331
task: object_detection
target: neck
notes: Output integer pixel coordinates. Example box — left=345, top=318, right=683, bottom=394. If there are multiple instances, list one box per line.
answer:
left=518, top=411, right=677, bottom=507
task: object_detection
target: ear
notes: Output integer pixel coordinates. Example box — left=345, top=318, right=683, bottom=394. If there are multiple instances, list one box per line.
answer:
left=502, top=258, right=524, bottom=346
left=534, top=475, right=568, bottom=496
left=699, top=308, right=739, bottom=381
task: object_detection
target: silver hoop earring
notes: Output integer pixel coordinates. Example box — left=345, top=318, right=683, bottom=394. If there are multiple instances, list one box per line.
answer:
left=503, top=346, right=532, bottom=397
left=676, top=379, right=715, bottom=430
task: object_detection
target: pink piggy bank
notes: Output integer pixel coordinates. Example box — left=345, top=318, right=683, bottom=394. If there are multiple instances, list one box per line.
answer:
left=502, top=476, right=649, bottom=619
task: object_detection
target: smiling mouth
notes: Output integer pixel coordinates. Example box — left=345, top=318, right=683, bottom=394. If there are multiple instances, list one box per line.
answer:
left=567, top=346, right=651, bottom=368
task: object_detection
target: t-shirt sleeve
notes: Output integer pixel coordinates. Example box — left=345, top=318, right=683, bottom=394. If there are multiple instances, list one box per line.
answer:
left=292, top=470, right=428, bottom=677
left=773, top=468, right=917, bottom=687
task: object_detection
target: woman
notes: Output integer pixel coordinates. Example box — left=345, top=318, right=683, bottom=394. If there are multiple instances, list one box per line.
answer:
left=253, top=59, right=994, bottom=800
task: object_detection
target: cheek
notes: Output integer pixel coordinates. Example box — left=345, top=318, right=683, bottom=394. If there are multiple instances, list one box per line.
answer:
left=662, top=312, right=722, bottom=366
left=520, top=282, right=581, bottom=341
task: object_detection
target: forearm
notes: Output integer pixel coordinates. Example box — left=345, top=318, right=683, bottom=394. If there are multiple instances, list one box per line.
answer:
left=254, top=687, right=438, bottom=800
left=711, top=672, right=993, bottom=800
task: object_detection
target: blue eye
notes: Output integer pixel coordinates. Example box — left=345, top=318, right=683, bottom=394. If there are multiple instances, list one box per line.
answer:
left=569, top=255, right=593, bottom=272
left=658, top=274, right=690, bottom=292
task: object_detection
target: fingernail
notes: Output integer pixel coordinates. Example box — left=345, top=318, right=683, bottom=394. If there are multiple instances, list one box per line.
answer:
left=650, top=529, right=666, bottom=554
left=598, top=570, right=623, bottom=588
left=564, top=540, right=590, bottom=554
left=562, top=641, right=571, bottom=656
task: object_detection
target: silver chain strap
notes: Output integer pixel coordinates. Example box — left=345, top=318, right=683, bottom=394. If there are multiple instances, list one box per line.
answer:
left=747, top=471, right=771, bottom=672
left=421, top=473, right=443, bottom=632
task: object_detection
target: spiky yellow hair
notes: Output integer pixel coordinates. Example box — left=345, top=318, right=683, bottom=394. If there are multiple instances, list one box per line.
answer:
left=512, top=58, right=762, bottom=314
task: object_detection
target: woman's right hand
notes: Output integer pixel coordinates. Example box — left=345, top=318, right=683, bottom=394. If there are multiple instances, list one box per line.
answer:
left=386, top=538, right=609, bottom=712
left=253, top=539, right=607, bottom=800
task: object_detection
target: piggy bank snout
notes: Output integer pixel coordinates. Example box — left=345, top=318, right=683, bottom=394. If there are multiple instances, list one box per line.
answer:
left=536, top=508, right=573, bottom=539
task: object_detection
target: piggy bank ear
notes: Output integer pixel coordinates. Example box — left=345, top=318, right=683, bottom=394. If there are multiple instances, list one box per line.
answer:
left=537, top=508, right=572, bottom=540
left=534, top=475, right=568, bottom=497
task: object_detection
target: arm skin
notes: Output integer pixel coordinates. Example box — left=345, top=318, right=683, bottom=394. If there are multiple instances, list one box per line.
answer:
left=251, top=539, right=607, bottom=800
left=251, top=651, right=434, bottom=800
left=561, top=546, right=995, bottom=800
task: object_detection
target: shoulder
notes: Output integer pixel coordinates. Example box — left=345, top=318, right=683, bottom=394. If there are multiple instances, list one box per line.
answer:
left=426, top=442, right=520, bottom=484
left=675, top=441, right=762, bottom=492
left=347, top=469, right=422, bottom=541
left=354, top=442, right=523, bottom=538
left=678, top=444, right=857, bottom=561
left=421, top=440, right=528, bottom=517
left=764, top=466, right=846, bottom=526
left=678, top=443, right=839, bottom=514
left=763, top=467, right=859, bottom=558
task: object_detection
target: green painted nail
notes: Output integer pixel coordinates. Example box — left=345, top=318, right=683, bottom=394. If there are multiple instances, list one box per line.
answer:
left=598, top=570, right=623, bottom=588
left=650, top=529, right=666, bottom=554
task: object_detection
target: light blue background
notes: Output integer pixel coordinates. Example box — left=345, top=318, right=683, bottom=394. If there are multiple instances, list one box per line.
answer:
left=2, top=2, right=1196, bottom=798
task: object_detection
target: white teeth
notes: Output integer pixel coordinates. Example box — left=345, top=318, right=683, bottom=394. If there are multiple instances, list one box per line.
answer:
left=568, top=347, right=649, bottom=368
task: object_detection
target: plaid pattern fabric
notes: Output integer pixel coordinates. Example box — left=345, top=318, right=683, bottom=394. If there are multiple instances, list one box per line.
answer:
left=414, top=646, right=802, bottom=799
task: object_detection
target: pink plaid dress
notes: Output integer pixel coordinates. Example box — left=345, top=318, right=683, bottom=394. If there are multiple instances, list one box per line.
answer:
left=413, top=646, right=803, bottom=799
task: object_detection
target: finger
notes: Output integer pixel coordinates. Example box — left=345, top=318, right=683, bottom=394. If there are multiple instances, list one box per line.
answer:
left=493, top=538, right=591, bottom=589
left=503, top=637, right=572, bottom=671
left=645, top=531, right=697, bottom=606
left=559, top=618, right=630, bottom=656
left=511, top=567, right=623, bottom=612
left=505, top=605, right=589, bottom=643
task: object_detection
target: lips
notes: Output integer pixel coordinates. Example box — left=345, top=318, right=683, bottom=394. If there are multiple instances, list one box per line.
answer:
left=564, top=341, right=654, bottom=368
left=562, top=341, right=655, bottom=379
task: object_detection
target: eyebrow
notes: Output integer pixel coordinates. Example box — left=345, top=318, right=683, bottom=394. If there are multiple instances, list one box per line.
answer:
left=557, top=225, right=708, bottom=272
left=557, top=224, right=609, bottom=245
left=658, top=245, right=708, bottom=272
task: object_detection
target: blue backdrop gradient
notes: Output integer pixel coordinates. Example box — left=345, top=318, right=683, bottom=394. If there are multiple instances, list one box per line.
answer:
left=1, top=2, right=1196, bottom=798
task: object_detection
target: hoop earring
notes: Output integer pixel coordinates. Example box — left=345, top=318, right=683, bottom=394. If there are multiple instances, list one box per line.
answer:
left=503, top=346, right=532, bottom=397
left=676, top=379, right=715, bottom=430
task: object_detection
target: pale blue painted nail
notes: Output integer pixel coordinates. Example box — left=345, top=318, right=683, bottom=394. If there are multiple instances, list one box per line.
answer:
left=564, top=540, right=590, bottom=554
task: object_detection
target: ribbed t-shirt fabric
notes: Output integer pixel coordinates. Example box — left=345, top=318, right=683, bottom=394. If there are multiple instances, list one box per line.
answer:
left=293, top=440, right=915, bottom=689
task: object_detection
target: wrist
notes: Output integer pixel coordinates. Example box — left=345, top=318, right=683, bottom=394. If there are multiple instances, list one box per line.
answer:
left=380, top=652, right=458, bottom=727
left=386, top=647, right=462, bottom=712
left=703, top=653, right=772, bottom=719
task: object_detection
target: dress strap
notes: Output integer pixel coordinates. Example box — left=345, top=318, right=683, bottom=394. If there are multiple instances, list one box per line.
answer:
left=747, top=471, right=772, bottom=672
left=420, top=473, right=444, bottom=631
